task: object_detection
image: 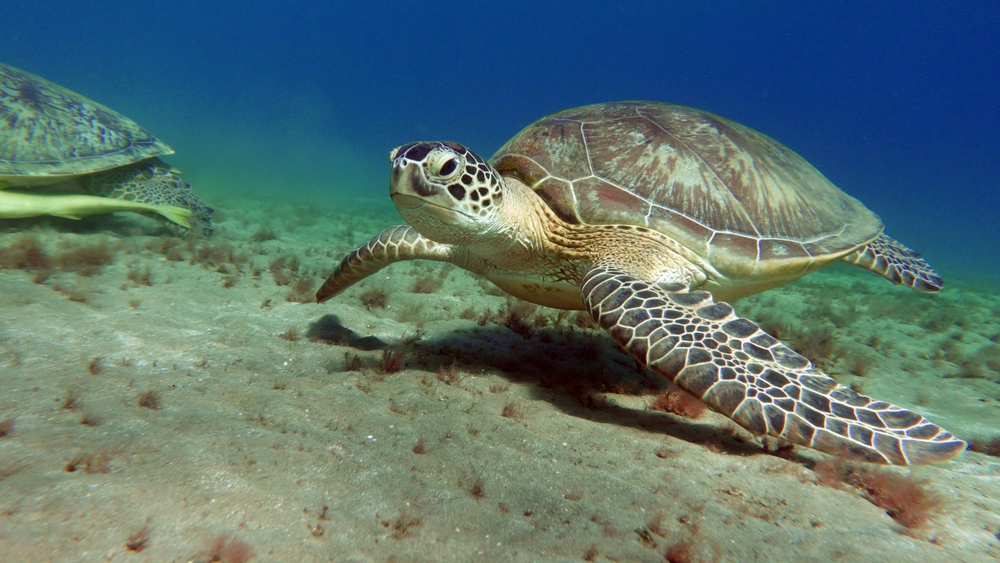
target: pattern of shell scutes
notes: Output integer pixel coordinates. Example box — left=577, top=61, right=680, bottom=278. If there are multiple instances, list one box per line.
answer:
left=0, top=63, right=172, bottom=177
left=491, top=101, right=884, bottom=279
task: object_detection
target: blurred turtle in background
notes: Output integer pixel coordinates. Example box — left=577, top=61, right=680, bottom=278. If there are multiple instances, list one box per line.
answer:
left=0, top=62, right=214, bottom=235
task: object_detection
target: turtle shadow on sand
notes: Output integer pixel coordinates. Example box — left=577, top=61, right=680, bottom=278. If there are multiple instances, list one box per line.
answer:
left=328, top=318, right=795, bottom=462
left=305, top=314, right=385, bottom=351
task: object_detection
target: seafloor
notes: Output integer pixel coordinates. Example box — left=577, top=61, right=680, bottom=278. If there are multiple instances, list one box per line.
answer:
left=0, top=195, right=998, bottom=563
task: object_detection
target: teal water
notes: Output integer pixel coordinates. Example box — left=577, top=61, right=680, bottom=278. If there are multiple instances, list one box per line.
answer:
left=2, top=2, right=997, bottom=277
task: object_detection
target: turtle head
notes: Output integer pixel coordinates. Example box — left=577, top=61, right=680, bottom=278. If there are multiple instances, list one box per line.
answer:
left=388, top=142, right=505, bottom=244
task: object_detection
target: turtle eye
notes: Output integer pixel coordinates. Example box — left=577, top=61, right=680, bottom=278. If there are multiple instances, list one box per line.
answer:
left=426, top=148, right=465, bottom=180
left=438, top=158, right=460, bottom=177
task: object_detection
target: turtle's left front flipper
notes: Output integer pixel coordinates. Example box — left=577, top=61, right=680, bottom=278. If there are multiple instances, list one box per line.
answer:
left=582, top=264, right=965, bottom=465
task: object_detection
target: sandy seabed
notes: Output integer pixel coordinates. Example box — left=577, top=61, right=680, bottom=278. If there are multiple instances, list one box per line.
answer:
left=0, top=194, right=998, bottom=563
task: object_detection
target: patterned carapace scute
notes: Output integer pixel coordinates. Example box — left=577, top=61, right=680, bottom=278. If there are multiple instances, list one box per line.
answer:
left=0, top=62, right=172, bottom=178
left=491, top=101, right=884, bottom=278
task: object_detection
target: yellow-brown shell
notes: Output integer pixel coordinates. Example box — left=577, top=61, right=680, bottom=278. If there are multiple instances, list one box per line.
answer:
left=491, top=101, right=882, bottom=280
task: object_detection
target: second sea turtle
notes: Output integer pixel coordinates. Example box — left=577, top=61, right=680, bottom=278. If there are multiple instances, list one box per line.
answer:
left=0, top=62, right=214, bottom=234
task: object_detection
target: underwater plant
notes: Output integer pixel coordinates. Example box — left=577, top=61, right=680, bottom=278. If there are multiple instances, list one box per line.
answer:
left=811, top=459, right=944, bottom=532
left=358, top=287, right=389, bottom=310
left=0, top=234, right=51, bottom=270
left=649, top=389, right=707, bottom=420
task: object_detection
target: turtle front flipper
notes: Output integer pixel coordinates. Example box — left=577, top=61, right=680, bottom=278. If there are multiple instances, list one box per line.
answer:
left=316, top=226, right=452, bottom=302
left=841, top=233, right=942, bottom=292
left=582, top=264, right=965, bottom=464
left=78, top=159, right=215, bottom=236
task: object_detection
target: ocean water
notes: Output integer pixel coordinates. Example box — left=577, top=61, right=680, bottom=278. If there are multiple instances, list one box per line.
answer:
left=2, top=2, right=1000, bottom=561
left=2, top=1, right=997, bottom=278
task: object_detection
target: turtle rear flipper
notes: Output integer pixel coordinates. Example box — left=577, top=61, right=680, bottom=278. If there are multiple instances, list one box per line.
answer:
left=842, top=233, right=943, bottom=292
left=581, top=264, right=966, bottom=465
left=78, top=159, right=215, bottom=235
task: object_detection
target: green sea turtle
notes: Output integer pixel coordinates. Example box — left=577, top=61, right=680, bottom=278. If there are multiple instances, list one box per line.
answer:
left=0, top=62, right=214, bottom=234
left=317, top=101, right=964, bottom=465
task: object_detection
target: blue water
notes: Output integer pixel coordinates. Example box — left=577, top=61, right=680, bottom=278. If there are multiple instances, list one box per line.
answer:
left=2, top=1, right=997, bottom=279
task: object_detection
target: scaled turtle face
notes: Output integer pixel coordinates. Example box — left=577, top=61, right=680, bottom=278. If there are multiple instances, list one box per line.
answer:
left=389, top=141, right=504, bottom=244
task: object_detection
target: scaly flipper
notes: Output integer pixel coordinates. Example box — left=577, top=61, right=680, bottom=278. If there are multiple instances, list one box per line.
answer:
left=316, top=226, right=451, bottom=302
left=79, top=159, right=215, bottom=235
left=841, top=232, right=942, bottom=292
left=582, top=264, right=965, bottom=464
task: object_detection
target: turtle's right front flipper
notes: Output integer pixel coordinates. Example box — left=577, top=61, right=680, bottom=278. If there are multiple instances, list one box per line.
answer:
left=316, top=226, right=452, bottom=302
left=582, top=264, right=966, bottom=465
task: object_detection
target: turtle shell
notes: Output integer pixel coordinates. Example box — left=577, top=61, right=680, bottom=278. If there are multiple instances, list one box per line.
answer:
left=491, top=101, right=883, bottom=280
left=0, top=62, right=172, bottom=182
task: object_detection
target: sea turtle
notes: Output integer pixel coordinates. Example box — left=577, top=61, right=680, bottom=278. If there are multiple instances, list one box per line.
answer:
left=0, top=62, right=214, bottom=234
left=316, top=101, right=965, bottom=465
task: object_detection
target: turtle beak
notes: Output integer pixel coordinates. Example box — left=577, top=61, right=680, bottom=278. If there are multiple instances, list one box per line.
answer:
left=389, top=160, right=469, bottom=229
left=391, top=193, right=424, bottom=210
